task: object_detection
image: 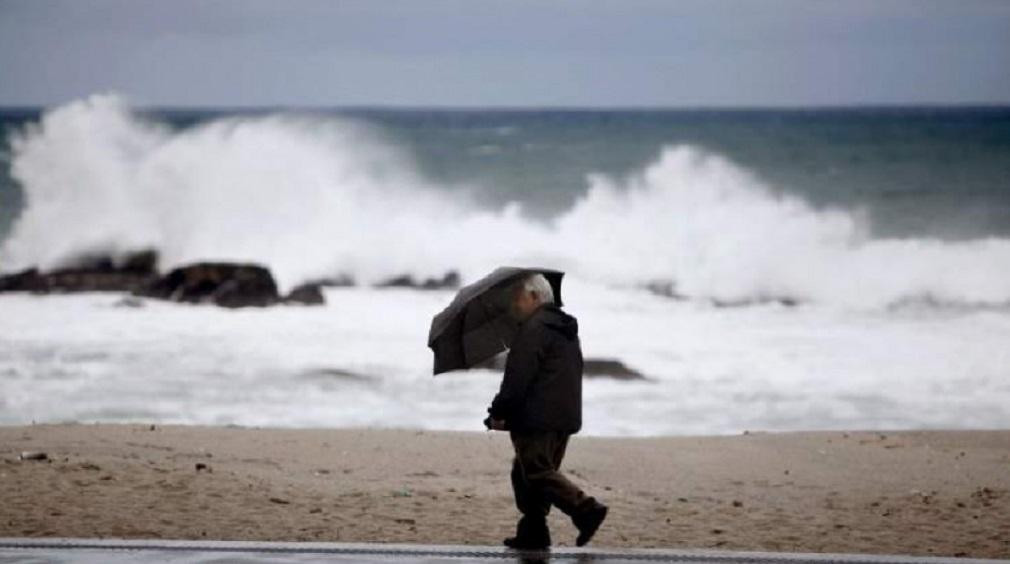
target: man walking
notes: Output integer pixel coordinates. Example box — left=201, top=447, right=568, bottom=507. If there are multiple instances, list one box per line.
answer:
left=485, top=273, right=608, bottom=550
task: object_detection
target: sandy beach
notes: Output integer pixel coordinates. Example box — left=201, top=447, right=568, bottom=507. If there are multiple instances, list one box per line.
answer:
left=1, top=424, right=1007, bottom=559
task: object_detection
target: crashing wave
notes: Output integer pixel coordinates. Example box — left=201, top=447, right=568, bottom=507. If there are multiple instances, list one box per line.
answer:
left=2, top=94, right=1009, bottom=309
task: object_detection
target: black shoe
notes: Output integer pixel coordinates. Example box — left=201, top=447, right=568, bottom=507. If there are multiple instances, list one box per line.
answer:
left=504, top=516, right=551, bottom=550
left=574, top=499, right=608, bottom=547
left=503, top=535, right=550, bottom=550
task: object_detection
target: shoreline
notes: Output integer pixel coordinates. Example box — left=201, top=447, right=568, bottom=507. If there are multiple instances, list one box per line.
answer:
left=1, top=424, right=1008, bottom=558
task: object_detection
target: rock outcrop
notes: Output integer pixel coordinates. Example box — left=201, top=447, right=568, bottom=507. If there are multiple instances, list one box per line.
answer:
left=136, top=262, right=281, bottom=308
left=0, top=250, right=158, bottom=293
left=376, top=270, right=460, bottom=290
left=583, top=358, right=647, bottom=380
left=474, top=353, right=648, bottom=381
left=284, top=283, right=326, bottom=305
left=0, top=251, right=332, bottom=308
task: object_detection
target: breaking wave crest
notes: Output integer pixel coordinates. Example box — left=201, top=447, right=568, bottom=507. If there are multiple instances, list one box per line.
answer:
left=3, top=94, right=1009, bottom=309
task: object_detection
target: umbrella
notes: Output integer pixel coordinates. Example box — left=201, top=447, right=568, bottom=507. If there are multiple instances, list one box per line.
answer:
left=427, top=266, right=564, bottom=375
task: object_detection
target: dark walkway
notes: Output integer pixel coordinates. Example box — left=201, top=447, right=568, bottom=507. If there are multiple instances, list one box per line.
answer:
left=0, top=539, right=1001, bottom=564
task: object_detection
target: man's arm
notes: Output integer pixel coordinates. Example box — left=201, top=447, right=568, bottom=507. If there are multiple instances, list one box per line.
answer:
left=487, top=324, right=542, bottom=424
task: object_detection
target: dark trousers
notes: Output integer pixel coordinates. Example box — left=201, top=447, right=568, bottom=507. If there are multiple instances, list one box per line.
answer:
left=509, top=430, right=589, bottom=524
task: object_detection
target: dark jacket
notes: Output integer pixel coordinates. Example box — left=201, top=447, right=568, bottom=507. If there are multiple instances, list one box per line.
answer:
left=488, top=303, right=583, bottom=434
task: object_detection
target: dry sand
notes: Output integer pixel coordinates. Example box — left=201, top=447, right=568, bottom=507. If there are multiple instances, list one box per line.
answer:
left=1, top=424, right=1007, bottom=558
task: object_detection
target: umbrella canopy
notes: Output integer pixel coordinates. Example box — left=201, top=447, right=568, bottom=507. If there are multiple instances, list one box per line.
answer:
left=427, top=266, right=564, bottom=375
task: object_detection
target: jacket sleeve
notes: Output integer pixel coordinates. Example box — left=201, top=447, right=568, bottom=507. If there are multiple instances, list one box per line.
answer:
left=488, top=324, right=543, bottom=422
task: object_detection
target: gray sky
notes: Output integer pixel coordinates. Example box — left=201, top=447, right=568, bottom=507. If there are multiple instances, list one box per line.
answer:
left=1, top=0, right=1008, bottom=108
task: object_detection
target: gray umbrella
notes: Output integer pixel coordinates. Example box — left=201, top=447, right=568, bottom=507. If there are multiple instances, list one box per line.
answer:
left=427, top=266, right=564, bottom=375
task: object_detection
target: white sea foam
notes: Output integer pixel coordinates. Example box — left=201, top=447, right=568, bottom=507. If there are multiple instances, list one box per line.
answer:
left=555, top=149, right=1010, bottom=308
left=1, top=284, right=1008, bottom=434
left=3, top=94, right=1009, bottom=308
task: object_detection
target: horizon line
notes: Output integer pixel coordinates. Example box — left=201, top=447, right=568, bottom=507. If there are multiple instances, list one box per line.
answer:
left=1, top=101, right=1010, bottom=113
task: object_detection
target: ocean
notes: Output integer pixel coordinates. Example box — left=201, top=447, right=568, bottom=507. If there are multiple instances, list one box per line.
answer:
left=1, top=94, right=1008, bottom=435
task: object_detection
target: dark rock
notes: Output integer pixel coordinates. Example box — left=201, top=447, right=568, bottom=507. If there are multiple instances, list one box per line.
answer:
left=583, top=358, right=647, bottom=381
left=284, top=283, right=325, bottom=305
left=376, top=270, right=460, bottom=290
left=299, top=367, right=372, bottom=382
left=63, top=249, right=158, bottom=275
left=644, top=280, right=688, bottom=300
left=195, top=462, right=211, bottom=472
left=137, top=262, right=280, bottom=308
left=475, top=354, right=647, bottom=381
left=0, top=249, right=159, bottom=294
left=378, top=274, right=414, bottom=288
left=0, top=251, right=304, bottom=309
left=711, top=295, right=800, bottom=308
left=0, top=268, right=43, bottom=292
left=421, top=270, right=460, bottom=290
left=40, top=268, right=153, bottom=292
left=120, top=250, right=159, bottom=274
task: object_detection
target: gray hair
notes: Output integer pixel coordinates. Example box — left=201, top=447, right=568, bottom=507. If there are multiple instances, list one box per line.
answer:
left=517, top=273, right=555, bottom=305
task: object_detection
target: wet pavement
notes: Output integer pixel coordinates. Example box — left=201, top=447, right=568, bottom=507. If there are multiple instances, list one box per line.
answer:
left=0, top=539, right=1002, bottom=564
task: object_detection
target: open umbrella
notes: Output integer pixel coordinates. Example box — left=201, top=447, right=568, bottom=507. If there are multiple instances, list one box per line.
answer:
left=427, top=266, right=564, bottom=375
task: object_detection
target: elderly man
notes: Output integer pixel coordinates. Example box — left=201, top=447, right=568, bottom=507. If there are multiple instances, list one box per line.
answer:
left=485, top=273, right=608, bottom=550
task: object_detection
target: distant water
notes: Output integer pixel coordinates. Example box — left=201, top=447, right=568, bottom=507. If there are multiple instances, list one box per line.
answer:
left=1, top=95, right=1008, bottom=435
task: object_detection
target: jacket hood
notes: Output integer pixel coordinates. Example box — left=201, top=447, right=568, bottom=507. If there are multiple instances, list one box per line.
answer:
left=536, top=304, right=579, bottom=340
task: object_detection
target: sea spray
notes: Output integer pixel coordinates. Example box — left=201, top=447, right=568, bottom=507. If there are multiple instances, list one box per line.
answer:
left=0, top=94, right=542, bottom=290
left=555, top=147, right=1010, bottom=308
left=3, top=94, right=1010, bottom=309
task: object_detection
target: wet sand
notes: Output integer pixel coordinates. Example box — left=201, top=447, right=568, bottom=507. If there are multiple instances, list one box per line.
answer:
left=1, top=425, right=1007, bottom=559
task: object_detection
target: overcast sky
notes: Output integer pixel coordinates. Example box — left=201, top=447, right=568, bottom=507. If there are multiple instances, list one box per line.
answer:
left=1, top=0, right=1008, bottom=108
